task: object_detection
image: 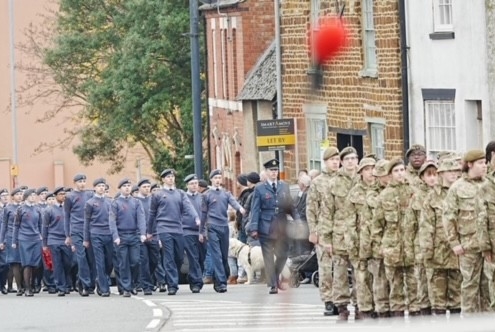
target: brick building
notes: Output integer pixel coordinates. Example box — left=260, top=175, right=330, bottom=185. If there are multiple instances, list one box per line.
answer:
left=200, top=0, right=275, bottom=194
left=280, top=0, right=405, bottom=181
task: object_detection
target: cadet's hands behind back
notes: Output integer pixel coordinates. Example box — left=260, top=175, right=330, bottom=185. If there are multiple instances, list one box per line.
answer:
left=452, top=245, right=464, bottom=256
left=308, top=232, right=318, bottom=244
left=251, top=231, right=258, bottom=240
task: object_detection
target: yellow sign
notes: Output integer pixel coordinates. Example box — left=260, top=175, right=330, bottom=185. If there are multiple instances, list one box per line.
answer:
left=256, top=135, right=296, bottom=147
left=10, top=165, right=19, bottom=176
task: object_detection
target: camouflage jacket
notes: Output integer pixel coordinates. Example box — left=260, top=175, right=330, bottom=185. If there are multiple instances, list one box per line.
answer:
left=404, top=181, right=431, bottom=263
left=478, top=173, right=495, bottom=254
left=371, top=180, right=415, bottom=267
left=443, top=174, right=487, bottom=253
left=363, top=183, right=386, bottom=259
left=306, top=169, right=336, bottom=236
left=320, top=168, right=356, bottom=255
left=420, top=184, right=459, bottom=269
left=406, top=165, right=422, bottom=188
left=345, top=178, right=373, bottom=261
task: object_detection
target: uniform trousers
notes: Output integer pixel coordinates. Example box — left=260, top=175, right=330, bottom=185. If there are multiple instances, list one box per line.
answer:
left=184, top=234, right=203, bottom=290
left=459, top=252, right=483, bottom=313
left=159, top=232, right=184, bottom=291
left=139, top=239, right=161, bottom=291
left=316, top=245, right=333, bottom=303
left=207, top=224, right=230, bottom=287
left=384, top=265, right=419, bottom=312
left=427, top=268, right=461, bottom=310
left=368, top=258, right=390, bottom=313
left=71, top=232, right=96, bottom=290
left=48, top=244, right=73, bottom=292
left=91, top=234, right=114, bottom=294
left=115, top=233, right=141, bottom=292
left=259, top=233, right=288, bottom=288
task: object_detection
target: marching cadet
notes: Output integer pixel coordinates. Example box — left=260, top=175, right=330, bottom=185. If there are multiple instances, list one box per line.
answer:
left=202, top=169, right=245, bottom=293
left=0, top=189, right=8, bottom=294
left=36, top=186, right=56, bottom=293
left=371, top=158, right=420, bottom=317
left=405, top=160, right=438, bottom=316
left=482, top=142, right=495, bottom=310
left=150, top=183, right=160, bottom=194
left=363, top=160, right=391, bottom=318
left=405, top=144, right=427, bottom=187
left=198, top=180, right=209, bottom=194
left=149, top=169, right=199, bottom=295
left=12, top=189, right=42, bottom=297
left=444, top=150, right=488, bottom=314
left=84, top=178, right=113, bottom=297
left=345, top=157, right=376, bottom=319
left=0, top=189, right=9, bottom=208
left=0, top=188, right=24, bottom=295
left=420, top=158, right=462, bottom=315
left=36, top=187, right=49, bottom=210
left=306, top=146, right=340, bottom=315
left=320, top=146, right=358, bottom=321
left=64, top=173, right=95, bottom=296
left=183, top=174, right=204, bottom=293
left=110, top=179, right=146, bottom=297
left=250, top=159, right=299, bottom=295
left=42, top=187, right=72, bottom=296
left=131, top=185, right=139, bottom=197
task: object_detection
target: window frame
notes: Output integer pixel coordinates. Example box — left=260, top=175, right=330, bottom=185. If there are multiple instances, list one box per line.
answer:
left=433, top=0, right=453, bottom=32
left=369, top=122, right=385, bottom=159
left=424, top=100, right=456, bottom=159
left=304, top=104, right=327, bottom=171
left=360, top=0, right=378, bottom=78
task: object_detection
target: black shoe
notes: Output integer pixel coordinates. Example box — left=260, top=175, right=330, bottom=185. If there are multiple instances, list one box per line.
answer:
left=58, top=291, right=66, bottom=297
left=159, top=283, right=167, bottom=293
left=80, top=289, right=89, bottom=297
left=7, top=288, right=15, bottom=293
left=324, top=301, right=338, bottom=316
left=191, top=287, right=200, bottom=294
left=42, top=286, right=49, bottom=292
left=101, top=292, right=110, bottom=297
left=65, top=290, right=71, bottom=295
left=33, top=285, right=41, bottom=294
left=143, top=289, right=153, bottom=296
left=269, top=286, right=278, bottom=294
left=168, top=289, right=177, bottom=295
left=25, top=289, right=34, bottom=297
left=1, top=287, right=7, bottom=295
left=123, top=291, right=131, bottom=297
left=48, top=288, right=57, bottom=294
left=16, top=289, right=24, bottom=296
left=136, top=287, right=143, bottom=293
left=88, top=289, right=95, bottom=295
left=130, top=289, right=137, bottom=295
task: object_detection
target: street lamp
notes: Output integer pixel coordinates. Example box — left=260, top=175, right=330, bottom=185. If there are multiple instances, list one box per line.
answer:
left=9, top=0, right=19, bottom=188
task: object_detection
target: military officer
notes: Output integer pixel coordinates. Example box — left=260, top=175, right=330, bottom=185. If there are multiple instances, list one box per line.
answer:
left=250, top=159, right=299, bottom=295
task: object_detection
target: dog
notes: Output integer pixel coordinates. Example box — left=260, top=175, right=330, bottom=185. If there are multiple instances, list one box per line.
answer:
left=229, top=238, right=290, bottom=284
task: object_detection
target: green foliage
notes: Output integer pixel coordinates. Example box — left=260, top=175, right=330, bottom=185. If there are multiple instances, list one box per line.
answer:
left=43, top=0, right=204, bottom=176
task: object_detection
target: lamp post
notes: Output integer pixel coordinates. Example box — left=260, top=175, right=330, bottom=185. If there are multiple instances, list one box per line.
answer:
left=9, top=0, right=19, bottom=188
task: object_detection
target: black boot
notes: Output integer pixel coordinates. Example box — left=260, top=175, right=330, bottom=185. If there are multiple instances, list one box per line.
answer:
left=324, top=301, right=339, bottom=316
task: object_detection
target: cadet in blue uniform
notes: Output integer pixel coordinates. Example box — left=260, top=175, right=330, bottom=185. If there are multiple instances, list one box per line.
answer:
left=0, top=188, right=24, bottom=295
left=183, top=174, right=204, bottom=293
left=65, top=173, right=96, bottom=296
left=0, top=189, right=8, bottom=294
left=110, top=179, right=146, bottom=297
left=13, top=189, right=42, bottom=297
left=201, top=169, right=245, bottom=293
left=43, top=187, right=72, bottom=296
left=149, top=169, right=199, bottom=295
left=35, top=186, right=56, bottom=293
left=250, top=159, right=300, bottom=294
left=84, top=178, right=113, bottom=297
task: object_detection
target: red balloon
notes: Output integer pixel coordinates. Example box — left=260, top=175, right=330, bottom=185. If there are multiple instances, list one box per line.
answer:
left=312, top=17, right=347, bottom=65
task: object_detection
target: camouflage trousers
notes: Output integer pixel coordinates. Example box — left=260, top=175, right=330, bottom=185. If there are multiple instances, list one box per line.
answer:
left=352, top=260, right=373, bottom=312
left=332, top=254, right=355, bottom=306
left=384, top=265, right=419, bottom=312
left=426, top=268, right=461, bottom=310
left=482, top=260, right=495, bottom=311
left=316, top=245, right=333, bottom=302
left=459, top=252, right=482, bottom=313
left=368, top=258, right=390, bottom=313
left=415, top=264, right=431, bottom=309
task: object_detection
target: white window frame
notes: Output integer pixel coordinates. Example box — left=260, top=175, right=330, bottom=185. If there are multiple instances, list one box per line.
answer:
left=424, top=100, right=456, bottom=159
left=360, top=0, right=378, bottom=78
left=433, top=0, right=453, bottom=32
left=304, top=104, right=327, bottom=171
left=369, top=122, right=385, bottom=159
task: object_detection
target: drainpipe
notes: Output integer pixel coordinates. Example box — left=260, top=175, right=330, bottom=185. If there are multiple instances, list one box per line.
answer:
left=398, top=0, right=410, bottom=156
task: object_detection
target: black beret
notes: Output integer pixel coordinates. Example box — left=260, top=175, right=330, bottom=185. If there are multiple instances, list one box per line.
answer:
left=11, top=187, right=22, bottom=196
left=131, top=185, right=139, bottom=193
left=0, top=188, right=8, bottom=196
left=209, top=169, right=222, bottom=179
left=246, top=172, right=260, bottom=184
left=184, top=174, right=198, bottom=183
left=73, top=173, right=87, bottom=182
left=23, top=188, right=36, bottom=201
left=150, top=183, right=159, bottom=191
left=53, top=186, right=66, bottom=196
left=198, top=180, right=209, bottom=188
left=160, top=169, right=176, bottom=178
left=137, top=178, right=151, bottom=187
left=19, top=185, right=28, bottom=191
left=64, top=187, right=73, bottom=193
left=118, top=178, right=131, bottom=189
left=45, top=192, right=55, bottom=199
left=93, top=178, right=106, bottom=187
left=237, top=174, right=248, bottom=187
left=263, top=159, right=279, bottom=169
left=36, top=187, right=49, bottom=195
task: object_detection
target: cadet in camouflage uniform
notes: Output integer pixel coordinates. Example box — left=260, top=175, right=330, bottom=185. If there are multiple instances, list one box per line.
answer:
left=405, top=144, right=427, bottom=188
left=405, top=160, right=438, bottom=316
left=320, top=146, right=358, bottom=321
left=420, top=158, right=462, bottom=315
left=443, top=149, right=488, bottom=314
left=345, top=157, right=376, bottom=319
left=306, top=147, right=340, bottom=316
left=371, top=158, right=420, bottom=317
left=365, top=160, right=391, bottom=318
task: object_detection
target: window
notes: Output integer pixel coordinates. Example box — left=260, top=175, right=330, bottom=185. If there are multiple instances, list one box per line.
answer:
left=424, top=100, right=456, bottom=158
left=433, top=0, right=453, bottom=32
left=307, top=117, right=327, bottom=170
left=369, top=123, right=385, bottom=159
left=360, top=0, right=377, bottom=77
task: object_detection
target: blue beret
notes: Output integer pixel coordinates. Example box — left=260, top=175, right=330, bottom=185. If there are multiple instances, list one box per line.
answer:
left=160, top=169, right=176, bottom=178
left=19, top=185, right=28, bottom=191
left=263, top=159, right=279, bottom=169
left=118, top=178, right=131, bottom=189
left=23, top=188, right=36, bottom=201
left=73, top=173, right=87, bottom=182
left=93, top=178, right=106, bottom=187
left=237, top=174, right=248, bottom=187
left=198, top=180, right=208, bottom=188
left=209, top=169, right=222, bottom=179
left=138, top=178, right=151, bottom=187
left=131, top=185, right=139, bottom=193
left=53, top=186, right=66, bottom=196
left=45, top=192, right=55, bottom=199
left=11, top=187, right=22, bottom=196
left=150, top=183, right=159, bottom=191
left=0, top=188, right=8, bottom=196
left=36, top=186, right=49, bottom=195
left=184, top=174, right=198, bottom=183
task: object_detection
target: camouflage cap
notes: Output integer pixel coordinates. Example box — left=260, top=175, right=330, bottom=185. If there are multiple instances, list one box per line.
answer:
left=357, top=157, right=376, bottom=173
left=323, top=147, right=339, bottom=161
left=385, top=157, right=404, bottom=175
left=437, top=151, right=456, bottom=162
left=418, top=160, right=437, bottom=176
left=405, top=144, right=426, bottom=158
left=463, top=149, right=485, bottom=163
left=438, top=158, right=462, bottom=172
left=339, top=146, right=358, bottom=160
left=372, top=159, right=389, bottom=177
left=363, top=153, right=378, bottom=161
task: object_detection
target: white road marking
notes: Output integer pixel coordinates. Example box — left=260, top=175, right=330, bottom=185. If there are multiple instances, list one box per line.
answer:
left=143, top=300, right=156, bottom=307
left=145, top=319, right=161, bottom=329
left=152, top=308, right=163, bottom=317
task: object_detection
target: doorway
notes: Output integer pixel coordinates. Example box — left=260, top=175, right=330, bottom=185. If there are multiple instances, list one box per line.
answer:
left=337, top=133, right=364, bottom=159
